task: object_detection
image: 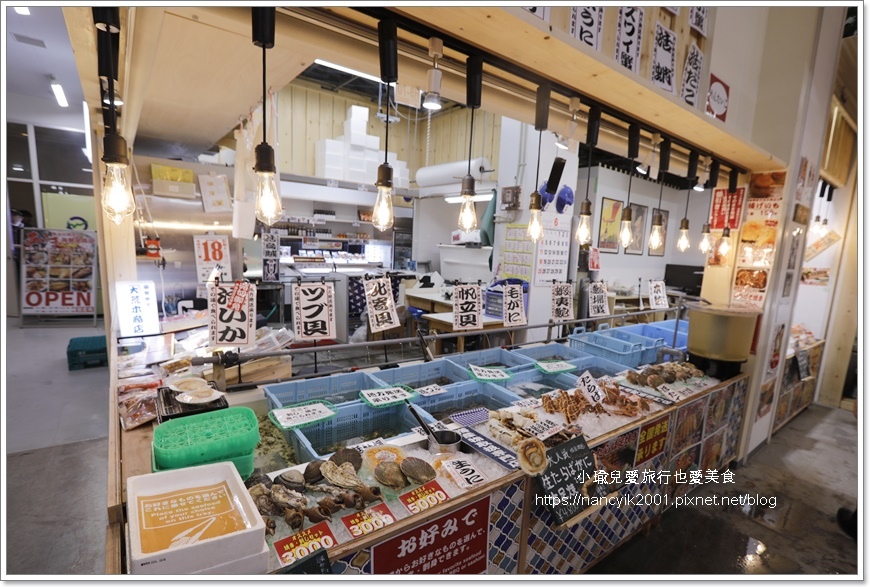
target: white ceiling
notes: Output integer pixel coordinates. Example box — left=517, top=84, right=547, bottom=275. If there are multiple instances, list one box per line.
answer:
left=5, top=6, right=86, bottom=131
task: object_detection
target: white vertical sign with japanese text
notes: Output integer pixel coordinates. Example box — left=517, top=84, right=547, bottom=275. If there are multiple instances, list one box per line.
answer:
left=588, top=280, right=610, bottom=317
left=209, top=282, right=256, bottom=347
left=680, top=42, right=704, bottom=107
left=502, top=284, right=527, bottom=326
left=116, top=281, right=161, bottom=338
left=261, top=233, right=280, bottom=282
left=453, top=284, right=482, bottom=331
left=364, top=277, right=401, bottom=333
left=550, top=282, right=574, bottom=321
left=651, top=22, right=677, bottom=94
left=615, top=7, right=644, bottom=74
left=193, top=235, right=230, bottom=283
left=293, top=282, right=337, bottom=341
left=648, top=280, right=669, bottom=310
left=570, top=7, right=603, bottom=51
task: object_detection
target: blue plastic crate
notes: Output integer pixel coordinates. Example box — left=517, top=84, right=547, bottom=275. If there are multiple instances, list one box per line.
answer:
left=374, top=359, right=471, bottom=390
left=495, top=368, right=583, bottom=398
left=619, top=323, right=688, bottom=351
left=288, top=400, right=432, bottom=462
left=443, top=348, right=536, bottom=373
left=567, top=327, right=645, bottom=368
left=412, top=380, right=524, bottom=422
left=264, top=371, right=388, bottom=411
left=651, top=318, right=689, bottom=334
left=509, top=343, right=592, bottom=367
left=596, top=324, right=665, bottom=364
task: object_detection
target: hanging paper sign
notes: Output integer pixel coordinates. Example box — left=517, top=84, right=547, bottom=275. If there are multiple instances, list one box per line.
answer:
left=648, top=280, right=669, bottom=309
left=270, top=402, right=336, bottom=430
left=710, top=187, right=746, bottom=230
left=502, top=284, right=527, bottom=326
left=398, top=480, right=450, bottom=515
left=588, top=280, right=610, bottom=317
left=570, top=6, right=604, bottom=51
left=341, top=503, right=396, bottom=538
left=551, top=282, right=574, bottom=321
left=664, top=6, right=680, bottom=14
left=227, top=280, right=252, bottom=312
left=198, top=174, right=231, bottom=213
left=116, top=281, right=161, bottom=338
left=512, top=398, right=543, bottom=409
left=577, top=370, right=605, bottom=404
left=452, top=284, right=482, bottom=331
left=615, top=6, right=644, bottom=74
left=536, top=360, right=577, bottom=374
left=455, top=427, right=519, bottom=469
left=468, top=364, right=511, bottom=382
left=415, top=384, right=448, bottom=397
left=680, top=42, right=704, bottom=107
left=193, top=235, right=230, bottom=283
left=293, top=282, right=336, bottom=341
left=689, top=6, right=709, bottom=36
left=274, top=522, right=339, bottom=568
left=364, top=277, right=401, bottom=333
left=634, top=414, right=671, bottom=467
left=262, top=233, right=280, bottom=282
left=588, top=247, right=601, bottom=271
left=522, top=6, right=550, bottom=21
left=360, top=386, right=415, bottom=408
left=209, top=283, right=256, bottom=347
left=439, top=458, right=489, bottom=490
left=804, top=230, right=842, bottom=261
left=651, top=22, right=678, bottom=94
left=706, top=73, right=730, bottom=122
left=524, top=418, right=564, bottom=442
left=20, top=228, right=98, bottom=315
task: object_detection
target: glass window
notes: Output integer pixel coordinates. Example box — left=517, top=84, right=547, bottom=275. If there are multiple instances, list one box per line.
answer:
left=7, top=180, right=37, bottom=225
left=34, top=126, right=93, bottom=185
left=7, top=123, right=31, bottom=180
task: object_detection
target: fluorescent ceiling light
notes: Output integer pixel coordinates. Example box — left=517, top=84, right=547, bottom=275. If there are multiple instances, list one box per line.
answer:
left=12, top=164, right=24, bottom=172
left=14, top=7, right=30, bottom=15
left=81, top=101, right=92, bottom=163
left=82, top=168, right=93, bottom=173
left=314, top=59, right=394, bottom=86
left=50, top=79, right=68, bottom=107
left=444, top=193, right=494, bottom=204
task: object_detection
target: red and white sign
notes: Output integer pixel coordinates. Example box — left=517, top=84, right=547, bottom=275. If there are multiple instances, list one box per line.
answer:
left=588, top=247, right=601, bottom=271
left=372, top=496, right=490, bottom=575
left=710, top=187, right=745, bottom=230
left=193, top=235, right=230, bottom=283
left=706, top=73, right=730, bottom=122
left=209, top=283, right=256, bottom=347
left=341, top=503, right=396, bottom=538
left=399, top=480, right=450, bottom=515
left=21, top=228, right=97, bottom=315
left=273, top=521, right=339, bottom=568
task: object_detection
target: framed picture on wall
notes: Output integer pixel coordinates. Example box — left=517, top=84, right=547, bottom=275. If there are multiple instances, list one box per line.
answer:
left=597, top=198, right=623, bottom=253
left=648, top=208, right=669, bottom=256
left=624, top=203, right=648, bottom=255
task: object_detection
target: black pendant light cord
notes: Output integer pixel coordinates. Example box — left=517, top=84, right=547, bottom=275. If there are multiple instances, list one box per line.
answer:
left=262, top=45, right=267, bottom=144
left=384, top=88, right=390, bottom=165
left=105, top=32, right=117, bottom=134
left=684, top=187, right=691, bottom=218
left=467, top=108, right=475, bottom=175
left=626, top=168, right=633, bottom=207
left=584, top=145, right=592, bottom=203
left=534, top=130, right=542, bottom=187
left=656, top=178, right=664, bottom=214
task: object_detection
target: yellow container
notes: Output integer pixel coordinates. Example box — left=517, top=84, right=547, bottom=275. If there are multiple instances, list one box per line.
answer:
left=685, top=303, right=762, bottom=362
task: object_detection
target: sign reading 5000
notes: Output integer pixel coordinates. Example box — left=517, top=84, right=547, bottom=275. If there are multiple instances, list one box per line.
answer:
left=20, top=228, right=97, bottom=315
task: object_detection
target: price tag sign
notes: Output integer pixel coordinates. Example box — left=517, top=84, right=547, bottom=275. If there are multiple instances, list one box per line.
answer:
left=648, top=280, right=669, bottom=310
left=691, top=378, right=710, bottom=391
left=439, top=458, right=488, bottom=489
left=411, top=421, right=450, bottom=436
left=535, top=360, right=577, bottom=374
left=415, top=384, right=448, bottom=397
left=512, top=398, right=543, bottom=409
left=658, top=383, right=684, bottom=402
left=577, top=370, right=605, bottom=404
left=468, top=364, right=511, bottom=382
left=399, top=480, right=450, bottom=515
left=360, top=387, right=414, bottom=407
left=349, top=438, right=385, bottom=454
left=261, top=233, right=280, bottom=282
left=452, top=284, right=482, bottom=331
left=523, top=418, right=564, bottom=441
left=271, top=402, right=335, bottom=429
left=273, top=521, right=339, bottom=567
left=340, top=503, right=396, bottom=538
left=193, top=235, right=230, bottom=283
left=455, top=427, right=519, bottom=470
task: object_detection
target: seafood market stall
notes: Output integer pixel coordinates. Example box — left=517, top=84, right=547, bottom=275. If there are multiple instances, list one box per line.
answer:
left=105, top=314, right=752, bottom=575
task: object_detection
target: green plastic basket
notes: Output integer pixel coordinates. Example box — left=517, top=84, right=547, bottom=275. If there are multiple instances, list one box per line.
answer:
left=152, top=406, right=260, bottom=472
left=151, top=447, right=256, bottom=481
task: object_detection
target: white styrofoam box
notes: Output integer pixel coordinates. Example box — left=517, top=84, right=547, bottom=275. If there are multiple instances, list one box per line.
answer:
left=344, top=118, right=367, bottom=133
left=344, top=169, right=370, bottom=184
left=347, top=157, right=367, bottom=172
left=319, top=165, right=344, bottom=180
left=365, top=160, right=380, bottom=178
left=127, top=462, right=266, bottom=575
left=387, top=152, right=398, bottom=166
left=347, top=104, right=369, bottom=122
left=366, top=134, right=380, bottom=150
left=192, top=543, right=270, bottom=575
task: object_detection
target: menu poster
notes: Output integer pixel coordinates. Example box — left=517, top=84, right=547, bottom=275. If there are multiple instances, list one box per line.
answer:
left=453, top=284, right=482, bottom=331
left=651, top=22, right=677, bottom=94
left=21, top=228, right=97, bottom=315
left=209, top=282, right=256, bottom=347
left=615, top=7, right=644, bottom=74
left=592, top=429, right=640, bottom=494
left=570, top=6, right=604, bottom=51
left=198, top=174, right=232, bottom=213
left=536, top=434, right=608, bottom=525
left=503, top=224, right=534, bottom=282
left=261, top=233, right=280, bottom=282
left=293, top=282, right=337, bottom=341
left=680, top=42, right=704, bottom=107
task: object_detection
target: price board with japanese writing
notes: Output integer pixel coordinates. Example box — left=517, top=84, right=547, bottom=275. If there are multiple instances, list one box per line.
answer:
left=364, top=277, right=400, bottom=333
left=341, top=503, right=396, bottom=538
left=270, top=402, right=336, bottom=430
left=208, top=282, right=256, bottom=347
left=116, top=280, right=161, bottom=337
left=502, top=284, right=527, bottom=326
left=261, top=233, right=280, bottom=282
left=648, top=280, right=669, bottom=309
left=468, top=364, right=511, bottom=382
left=292, top=282, right=336, bottom=342
left=438, top=458, right=488, bottom=490
left=273, top=521, right=339, bottom=568
left=536, top=360, right=577, bottom=375
left=399, top=480, right=450, bottom=515
left=455, top=427, right=518, bottom=470
left=550, top=282, right=574, bottom=321
left=576, top=370, right=605, bottom=404
left=535, top=434, right=608, bottom=526
left=634, top=414, right=670, bottom=467
left=415, top=384, right=447, bottom=397
left=452, top=284, right=482, bottom=331
left=359, top=386, right=415, bottom=408
left=588, top=280, right=609, bottom=317
left=372, top=496, right=490, bottom=574
left=20, top=228, right=98, bottom=315
left=193, top=235, right=230, bottom=283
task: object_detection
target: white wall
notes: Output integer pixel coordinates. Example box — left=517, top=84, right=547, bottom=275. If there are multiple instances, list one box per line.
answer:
left=412, top=198, right=488, bottom=275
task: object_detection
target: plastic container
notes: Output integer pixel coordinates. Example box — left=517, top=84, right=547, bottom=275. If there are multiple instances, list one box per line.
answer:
left=412, top=380, right=524, bottom=422
left=651, top=318, right=690, bottom=334
left=443, top=348, right=536, bottom=372
left=495, top=368, right=583, bottom=398
left=596, top=324, right=665, bottom=364
left=264, top=371, right=387, bottom=411
left=67, top=335, right=108, bottom=370
left=567, top=328, right=645, bottom=368
left=509, top=343, right=592, bottom=365
left=624, top=324, right=689, bottom=351
left=289, top=401, right=433, bottom=462
left=374, top=359, right=471, bottom=390
left=151, top=407, right=260, bottom=476
left=151, top=447, right=255, bottom=481
left=685, top=302, right=762, bottom=362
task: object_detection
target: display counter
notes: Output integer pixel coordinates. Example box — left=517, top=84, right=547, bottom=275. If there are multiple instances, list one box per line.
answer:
left=772, top=340, right=824, bottom=434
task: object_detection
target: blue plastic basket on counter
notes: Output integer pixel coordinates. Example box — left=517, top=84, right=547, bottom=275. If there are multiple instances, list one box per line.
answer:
left=443, top=347, right=536, bottom=373
left=494, top=368, right=584, bottom=398
left=618, top=323, right=688, bottom=351
left=651, top=318, right=689, bottom=333
left=374, top=359, right=471, bottom=390
left=567, top=327, right=645, bottom=368
left=264, top=370, right=388, bottom=411
left=508, top=343, right=592, bottom=367
left=596, top=324, right=665, bottom=364
left=412, top=380, right=524, bottom=422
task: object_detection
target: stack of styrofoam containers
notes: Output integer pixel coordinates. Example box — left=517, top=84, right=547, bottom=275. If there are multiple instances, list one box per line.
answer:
left=126, top=462, right=268, bottom=575
left=342, top=105, right=370, bottom=183
left=314, top=138, right=344, bottom=180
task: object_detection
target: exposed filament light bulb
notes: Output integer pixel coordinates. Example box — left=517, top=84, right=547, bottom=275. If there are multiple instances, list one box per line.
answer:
left=619, top=207, right=634, bottom=249
left=373, top=163, right=395, bottom=231
left=716, top=227, right=732, bottom=256
left=575, top=199, right=592, bottom=244
left=676, top=218, right=690, bottom=252
left=648, top=212, right=664, bottom=251
left=699, top=223, right=713, bottom=253
left=253, top=143, right=283, bottom=226
left=458, top=196, right=477, bottom=233
left=102, top=162, right=135, bottom=225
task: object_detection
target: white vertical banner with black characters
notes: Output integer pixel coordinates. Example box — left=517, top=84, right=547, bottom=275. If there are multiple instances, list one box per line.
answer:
left=364, top=277, right=400, bottom=333
left=503, top=284, right=527, bottom=327
left=680, top=42, right=705, bottom=107
left=453, top=284, right=482, bottom=331
left=651, top=22, right=677, bottom=94
left=261, top=233, right=280, bottom=283
left=648, top=280, right=669, bottom=310
left=209, top=281, right=257, bottom=347
left=571, top=7, right=604, bottom=51
left=615, top=7, right=644, bottom=74
left=689, top=6, right=708, bottom=37
left=550, top=282, right=574, bottom=322
left=293, top=282, right=337, bottom=341
left=588, top=280, right=610, bottom=317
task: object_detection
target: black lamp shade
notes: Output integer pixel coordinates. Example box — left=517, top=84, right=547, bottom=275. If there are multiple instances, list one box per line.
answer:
left=378, top=19, right=398, bottom=83
left=535, top=84, right=550, bottom=131
left=254, top=142, right=276, bottom=173
left=102, top=132, right=129, bottom=166
left=586, top=104, right=601, bottom=147
left=466, top=54, right=483, bottom=109
left=252, top=7, right=275, bottom=48
left=546, top=157, right=566, bottom=195
left=687, top=150, right=699, bottom=179
left=96, top=29, right=119, bottom=82
left=729, top=168, right=739, bottom=193
left=627, top=123, right=640, bottom=160
left=658, top=137, right=671, bottom=172
left=706, top=159, right=720, bottom=189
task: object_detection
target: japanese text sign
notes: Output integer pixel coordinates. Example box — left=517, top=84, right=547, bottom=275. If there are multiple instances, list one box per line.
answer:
left=689, top=6, right=708, bottom=36
left=365, top=277, right=400, bottom=333
left=439, top=459, right=488, bottom=490
left=455, top=427, right=519, bottom=469
left=804, top=230, right=842, bottom=261
left=452, top=284, right=482, bottom=331
left=271, top=402, right=335, bottom=429
left=20, top=228, right=97, bottom=315
left=706, top=73, right=730, bottom=122
left=274, top=521, right=338, bottom=568
left=570, top=7, right=603, bottom=51
left=341, top=503, right=396, bottom=538
left=360, top=386, right=414, bottom=407
left=710, top=187, right=746, bottom=230
left=372, top=496, right=490, bottom=575
left=468, top=364, right=511, bottom=382
left=648, top=280, right=669, bottom=310
left=116, top=281, right=161, bottom=338
left=524, top=418, right=564, bottom=441
left=502, top=284, right=527, bottom=326
left=536, top=434, right=607, bottom=525
left=512, top=398, right=543, bottom=409
left=577, top=370, right=605, bottom=404
left=415, top=384, right=447, bottom=397
left=551, top=282, right=574, bottom=321
left=635, top=414, right=671, bottom=467
left=399, top=480, right=450, bottom=515
left=193, top=235, right=230, bottom=283
left=261, top=233, right=280, bottom=282
left=680, top=42, right=704, bottom=107
left=536, top=360, right=577, bottom=375
left=209, top=282, right=256, bottom=347
left=588, top=280, right=610, bottom=317
left=293, top=282, right=336, bottom=341
left=651, top=22, right=677, bottom=94
left=615, top=7, right=644, bottom=74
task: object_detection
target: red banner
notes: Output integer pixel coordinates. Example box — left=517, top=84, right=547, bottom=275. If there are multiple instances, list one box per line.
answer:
left=710, top=187, right=745, bottom=230
left=398, top=480, right=450, bottom=515
left=340, top=502, right=396, bottom=539
left=371, top=496, right=490, bottom=575
left=273, top=521, right=338, bottom=568
left=634, top=414, right=670, bottom=467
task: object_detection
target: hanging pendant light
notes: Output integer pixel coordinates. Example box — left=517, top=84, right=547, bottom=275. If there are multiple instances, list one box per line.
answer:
left=93, top=8, right=134, bottom=225
left=457, top=54, right=483, bottom=233
left=636, top=132, right=660, bottom=175
left=373, top=19, right=399, bottom=231
left=698, top=159, right=718, bottom=254
left=251, top=8, right=283, bottom=226
left=527, top=84, right=550, bottom=243
left=618, top=123, right=641, bottom=249
left=648, top=137, right=670, bottom=251
left=422, top=37, right=443, bottom=111
left=713, top=168, right=738, bottom=261
left=676, top=151, right=698, bottom=253
left=575, top=103, right=601, bottom=245
left=715, top=226, right=733, bottom=256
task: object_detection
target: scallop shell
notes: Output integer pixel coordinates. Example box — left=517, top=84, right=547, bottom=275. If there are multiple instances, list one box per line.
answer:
left=363, top=445, right=408, bottom=470
left=625, top=370, right=640, bottom=385
left=303, top=460, right=326, bottom=484
left=275, top=470, right=306, bottom=492
left=374, top=461, right=408, bottom=490
left=330, top=448, right=363, bottom=472
left=321, top=460, right=366, bottom=490
left=517, top=437, right=548, bottom=476
left=400, top=457, right=437, bottom=485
